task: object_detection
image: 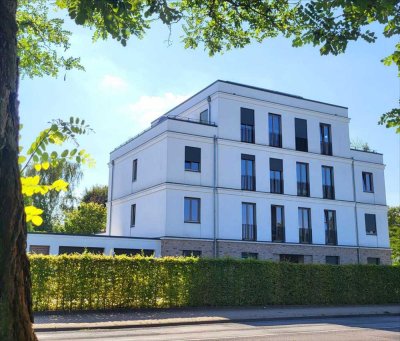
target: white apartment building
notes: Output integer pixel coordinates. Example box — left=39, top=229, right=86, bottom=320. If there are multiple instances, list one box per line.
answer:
left=103, top=80, right=391, bottom=264
left=27, top=80, right=391, bottom=264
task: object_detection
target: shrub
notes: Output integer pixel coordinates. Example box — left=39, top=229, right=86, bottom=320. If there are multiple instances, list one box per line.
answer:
left=29, top=254, right=400, bottom=312
left=60, top=202, right=106, bottom=234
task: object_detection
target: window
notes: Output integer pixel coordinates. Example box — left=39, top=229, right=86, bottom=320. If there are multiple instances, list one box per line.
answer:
left=271, top=205, right=285, bottom=242
left=362, top=172, right=374, bottom=193
left=324, top=210, right=337, bottom=245
left=184, top=197, right=200, bottom=223
left=367, top=257, right=380, bottom=265
left=296, top=162, right=309, bottom=196
left=280, top=254, right=304, bottom=263
left=241, top=154, right=255, bottom=191
left=298, top=208, right=312, bottom=244
left=58, top=246, right=104, bottom=255
left=130, top=204, right=136, bottom=227
left=320, top=123, right=332, bottom=155
left=241, top=107, right=255, bottom=143
left=132, top=159, right=138, bottom=182
left=365, top=214, right=377, bottom=235
left=270, top=158, right=284, bottom=194
left=269, top=113, right=282, bottom=147
left=182, top=250, right=202, bottom=257
left=29, top=245, right=50, bottom=255
left=199, top=109, right=209, bottom=123
left=242, top=202, right=256, bottom=241
left=114, top=248, right=154, bottom=256
left=326, top=256, right=340, bottom=265
left=322, top=166, right=335, bottom=199
left=242, top=252, right=258, bottom=260
left=185, top=146, right=201, bottom=172
left=295, top=118, right=308, bottom=152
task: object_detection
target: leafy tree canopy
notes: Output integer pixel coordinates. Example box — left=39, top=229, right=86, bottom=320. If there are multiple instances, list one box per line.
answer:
left=82, top=185, right=108, bottom=206
left=388, top=206, right=400, bottom=264
left=60, top=202, right=107, bottom=234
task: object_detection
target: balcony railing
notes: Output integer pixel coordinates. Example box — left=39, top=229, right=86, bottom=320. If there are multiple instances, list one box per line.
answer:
left=242, top=224, right=257, bottom=241
left=325, top=229, right=338, bottom=245
left=272, top=226, right=285, bottom=243
left=323, top=185, right=335, bottom=199
left=321, top=141, right=332, bottom=155
left=241, top=175, right=256, bottom=191
left=299, top=228, right=312, bottom=244
left=241, top=125, right=255, bottom=143
left=270, top=179, right=284, bottom=194
left=297, top=182, right=309, bottom=196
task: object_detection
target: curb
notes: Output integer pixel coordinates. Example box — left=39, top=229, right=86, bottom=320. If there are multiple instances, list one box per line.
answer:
left=34, top=311, right=400, bottom=332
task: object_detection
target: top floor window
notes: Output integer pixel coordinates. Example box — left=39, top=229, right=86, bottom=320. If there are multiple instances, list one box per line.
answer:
left=185, top=146, right=201, bottom=172
left=241, top=107, right=255, bottom=143
left=200, top=109, right=209, bottom=124
left=295, top=118, right=308, bottom=152
left=362, top=172, right=374, bottom=193
left=320, top=123, right=332, bottom=155
left=132, top=159, right=138, bottom=182
left=269, top=113, right=282, bottom=147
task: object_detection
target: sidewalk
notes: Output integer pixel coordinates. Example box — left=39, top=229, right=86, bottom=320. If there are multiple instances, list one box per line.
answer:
left=34, top=305, right=400, bottom=332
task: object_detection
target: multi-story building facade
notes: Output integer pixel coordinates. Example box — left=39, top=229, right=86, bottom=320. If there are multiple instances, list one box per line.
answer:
left=105, top=80, right=390, bottom=264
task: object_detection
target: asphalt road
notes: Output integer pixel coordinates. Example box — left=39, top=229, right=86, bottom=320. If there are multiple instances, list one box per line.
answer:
left=37, top=315, right=400, bottom=341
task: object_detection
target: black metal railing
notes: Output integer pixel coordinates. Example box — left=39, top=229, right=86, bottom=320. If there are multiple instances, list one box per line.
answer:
left=241, top=125, right=255, bottom=143
left=269, top=133, right=282, bottom=147
left=241, top=175, right=256, bottom=191
left=272, top=226, right=285, bottom=242
left=323, top=185, right=335, bottom=199
left=299, top=228, right=312, bottom=244
left=297, top=182, right=309, bottom=196
left=325, top=229, right=338, bottom=245
left=270, top=179, right=284, bottom=194
left=242, top=224, right=257, bottom=241
left=321, top=141, right=332, bottom=155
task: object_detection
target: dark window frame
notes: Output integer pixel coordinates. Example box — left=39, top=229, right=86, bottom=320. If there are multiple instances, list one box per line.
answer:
left=270, top=158, right=284, bottom=194
left=320, top=123, right=332, bottom=155
left=326, top=256, right=340, bottom=265
left=132, top=159, right=138, bottom=182
left=241, top=252, right=258, bottom=259
left=296, top=162, right=310, bottom=197
left=295, top=118, right=308, bottom=152
left=185, top=146, right=201, bottom=172
left=322, top=165, right=335, bottom=199
left=367, top=257, right=380, bottom=265
left=362, top=172, right=374, bottom=193
left=269, top=113, right=282, bottom=148
left=324, top=209, right=337, bottom=245
left=365, top=213, right=377, bottom=235
left=279, top=254, right=304, bottom=263
left=184, top=197, right=201, bottom=223
left=241, top=154, right=256, bottom=191
left=199, top=109, right=209, bottom=124
left=241, top=107, right=255, bottom=143
left=298, top=207, right=312, bottom=244
left=114, top=248, right=154, bottom=256
left=242, top=202, right=257, bottom=241
left=130, top=204, right=136, bottom=227
left=182, top=250, right=202, bottom=257
left=271, top=205, right=285, bottom=242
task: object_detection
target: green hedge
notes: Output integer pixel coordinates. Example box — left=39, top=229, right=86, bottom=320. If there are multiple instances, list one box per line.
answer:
left=29, top=254, right=400, bottom=311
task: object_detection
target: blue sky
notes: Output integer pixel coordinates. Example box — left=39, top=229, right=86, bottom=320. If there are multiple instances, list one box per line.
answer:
left=19, top=19, right=399, bottom=206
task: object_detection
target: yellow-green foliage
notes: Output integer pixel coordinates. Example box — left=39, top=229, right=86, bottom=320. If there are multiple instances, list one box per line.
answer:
left=29, top=254, right=400, bottom=312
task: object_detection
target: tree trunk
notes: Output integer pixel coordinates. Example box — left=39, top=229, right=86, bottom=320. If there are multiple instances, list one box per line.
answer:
left=0, top=0, right=37, bottom=340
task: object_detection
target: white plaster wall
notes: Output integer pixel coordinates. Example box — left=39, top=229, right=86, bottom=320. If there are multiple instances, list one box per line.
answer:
left=165, top=186, right=214, bottom=239
left=27, top=233, right=161, bottom=256
left=356, top=205, right=389, bottom=248
left=354, top=162, right=386, bottom=205
left=110, top=187, right=166, bottom=237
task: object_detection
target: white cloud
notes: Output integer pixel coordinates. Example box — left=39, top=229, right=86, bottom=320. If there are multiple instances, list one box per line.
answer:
left=126, top=92, right=189, bottom=130
left=99, top=74, right=129, bottom=92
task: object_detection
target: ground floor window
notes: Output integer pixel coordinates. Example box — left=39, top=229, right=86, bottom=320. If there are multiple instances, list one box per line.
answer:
left=29, top=245, right=50, bottom=255
left=279, top=254, right=304, bottom=263
left=367, top=257, right=380, bottom=265
left=326, top=256, right=340, bottom=265
left=182, top=250, right=202, bottom=257
left=58, top=246, right=104, bottom=255
left=241, top=252, right=258, bottom=260
left=113, top=248, right=154, bottom=256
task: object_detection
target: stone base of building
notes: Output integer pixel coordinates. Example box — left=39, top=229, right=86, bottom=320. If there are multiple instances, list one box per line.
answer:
left=161, top=238, right=392, bottom=265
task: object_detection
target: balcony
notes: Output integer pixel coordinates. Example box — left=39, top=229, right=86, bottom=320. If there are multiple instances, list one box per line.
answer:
left=320, top=141, right=332, bottom=155
left=272, top=226, right=285, bottom=243
left=297, top=182, right=309, bottom=197
left=322, top=185, right=335, bottom=199
left=242, top=224, right=257, bottom=241
left=241, top=175, right=256, bottom=191
left=299, top=228, right=312, bottom=244
left=325, top=229, right=338, bottom=245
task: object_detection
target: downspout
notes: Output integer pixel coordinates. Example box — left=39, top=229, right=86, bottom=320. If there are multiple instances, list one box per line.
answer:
left=351, top=158, right=360, bottom=264
left=108, top=160, right=115, bottom=236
